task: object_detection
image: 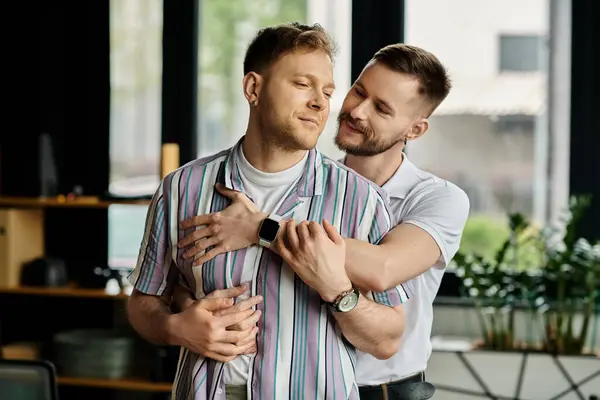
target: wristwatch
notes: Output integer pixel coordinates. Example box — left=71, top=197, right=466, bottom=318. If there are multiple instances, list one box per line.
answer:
left=326, top=287, right=360, bottom=313
left=258, top=213, right=282, bottom=249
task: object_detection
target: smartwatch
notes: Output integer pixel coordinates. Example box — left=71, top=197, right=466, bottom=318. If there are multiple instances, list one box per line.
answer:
left=258, top=213, right=282, bottom=248
left=326, top=287, right=360, bottom=313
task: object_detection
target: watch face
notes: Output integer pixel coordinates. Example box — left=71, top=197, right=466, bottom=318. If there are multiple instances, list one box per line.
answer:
left=258, top=218, right=280, bottom=242
left=338, top=291, right=359, bottom=312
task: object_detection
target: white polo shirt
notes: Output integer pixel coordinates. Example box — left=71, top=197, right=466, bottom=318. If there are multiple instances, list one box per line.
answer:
left=354, top=154, right=470, bottom=385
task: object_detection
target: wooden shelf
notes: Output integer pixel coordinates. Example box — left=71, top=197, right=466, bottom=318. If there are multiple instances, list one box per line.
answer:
left=0, top=285, right=129, bottom=299
left=57, top=376, right=172, bottom=392
left=0, top=196, right=150, bottom=209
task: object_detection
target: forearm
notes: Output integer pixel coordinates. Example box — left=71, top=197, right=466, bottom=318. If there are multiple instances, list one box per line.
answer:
left=171, top=284, right=196, bottom=313
left=332, top=295, right=404, bottom=360
left=127, top=290, right=181, bottom=346
left=344, top=238, right=390, bottom=292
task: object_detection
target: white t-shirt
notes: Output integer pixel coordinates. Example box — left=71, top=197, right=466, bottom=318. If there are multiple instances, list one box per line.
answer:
left=354, top=154, right=470, bottom=385
left=223, top=146, right=308, bottom=386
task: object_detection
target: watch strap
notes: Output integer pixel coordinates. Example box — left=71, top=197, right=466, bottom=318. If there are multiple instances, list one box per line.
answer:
left=327, top=287, right=359, bottom=312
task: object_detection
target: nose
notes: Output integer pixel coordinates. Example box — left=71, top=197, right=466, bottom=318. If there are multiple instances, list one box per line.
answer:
left=308, top=91, right=328, bottom=111
left=350, top=99, right=368, bottom=121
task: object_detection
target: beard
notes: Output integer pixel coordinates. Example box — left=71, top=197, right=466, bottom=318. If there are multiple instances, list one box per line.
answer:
left=335, top=111, right=405, bottom=156
left=257, top=103, right=320, bottom=153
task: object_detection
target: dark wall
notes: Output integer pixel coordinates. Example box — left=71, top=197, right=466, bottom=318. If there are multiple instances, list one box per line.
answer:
left=6, top=1, right=112, bottom=278
left=570, top=0, right=600, bottom=242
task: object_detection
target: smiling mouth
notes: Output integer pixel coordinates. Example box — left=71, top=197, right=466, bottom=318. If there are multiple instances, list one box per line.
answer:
left=344, top=119, right=362, bottom=133
left=299, top=117, right=318, bottom=126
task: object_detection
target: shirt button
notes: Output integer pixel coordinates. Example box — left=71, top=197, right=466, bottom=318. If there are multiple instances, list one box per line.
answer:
left=216, top=388, right=223, bottom=395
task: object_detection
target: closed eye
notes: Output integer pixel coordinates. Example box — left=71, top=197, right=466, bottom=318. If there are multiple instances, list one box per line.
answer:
left=354, top=87, right=366, bottom=98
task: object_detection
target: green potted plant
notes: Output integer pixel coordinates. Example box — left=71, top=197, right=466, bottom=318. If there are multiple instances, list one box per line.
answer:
left=533, top=195, right=600, bottom=355
left=453, top=213, right=538, bottom=351
left=452, top=195, right=600, bottom=355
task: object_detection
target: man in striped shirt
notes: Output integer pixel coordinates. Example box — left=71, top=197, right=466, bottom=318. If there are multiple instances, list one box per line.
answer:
left=126, top=23, right=409, bottom=400
left=176, top=43, right=470, bottom=399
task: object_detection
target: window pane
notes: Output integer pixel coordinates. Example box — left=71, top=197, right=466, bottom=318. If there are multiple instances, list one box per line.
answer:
left=108, top=0, right=163, bottom=269
left=405, top=0, right=558, bottom=267
left=196, top=0, right=351, bottom=160
left=499, top=35, right=543, bottom=72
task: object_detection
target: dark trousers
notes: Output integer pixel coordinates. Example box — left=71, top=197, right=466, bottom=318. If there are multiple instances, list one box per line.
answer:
left=358, top=372, right=425, bottom=400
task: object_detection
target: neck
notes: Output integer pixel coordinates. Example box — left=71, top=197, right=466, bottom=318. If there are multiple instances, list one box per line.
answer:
left=345, top=145, right=405, bottom=187
left=242, top=121, right=307, bottom=173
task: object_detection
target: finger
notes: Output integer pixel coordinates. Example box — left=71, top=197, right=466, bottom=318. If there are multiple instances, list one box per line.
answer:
left=235, top=327, right=259, bottom=347
left=217, top=308, right=255, bottom=329
left=183, top=237, right=219, bottom=259
left=308, top=221, right=324, bottom=237
left=228, top=310, right=262, bottom=331
left=198, top=297, right=234, bottom=312
left=214, top=295, right=263, bottom=316
left=286, top=219, right=299, bottom=250
left=204, top=342, right=246, bottom=358
left=214, top=183, right=237, bottom=199
left=322, top=219, right=344, bottom=245
left=205, top=285, right=248, bottom=300
left=179, top=214, right=212, bottom=230
left=192, top=246, right=224, bottom=266
left=178, top=226, right=211, bottom=248
left=297, top=221, right=311, bottom=242
left=220, top=326, right=255, bottom=344
left=275, top=234, right=295, bottom=265
left=242, top=343, right=257, bottom=355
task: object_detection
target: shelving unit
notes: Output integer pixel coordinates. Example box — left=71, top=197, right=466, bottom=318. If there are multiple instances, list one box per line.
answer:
left=0, top=196, right=150, bottom=209
left=0, top=196, right=170, bottom=398
left=57, top=376, right=172, bottom=392
left=0, top=285, right=129, bottom=299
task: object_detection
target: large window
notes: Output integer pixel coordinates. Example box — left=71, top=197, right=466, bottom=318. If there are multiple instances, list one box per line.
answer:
left=108, top=0, right=163, bottom=269
left=196, top=0, right=351, bottom=160
left=405, top=0, right=567, bottom=266
left=107, top=0, right=352, bottom=269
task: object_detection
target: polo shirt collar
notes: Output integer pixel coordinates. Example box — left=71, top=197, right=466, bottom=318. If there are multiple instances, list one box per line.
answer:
left=381, top=153, right=420, bottom=200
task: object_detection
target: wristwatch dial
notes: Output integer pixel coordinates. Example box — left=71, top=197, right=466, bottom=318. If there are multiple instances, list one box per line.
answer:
left=337, top=291, right=359, bottom=312
left=258, top=218, right=280, bottom=242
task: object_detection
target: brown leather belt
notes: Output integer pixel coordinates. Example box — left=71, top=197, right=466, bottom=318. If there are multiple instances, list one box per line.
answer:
left=358, top=372, right=425, bottom=400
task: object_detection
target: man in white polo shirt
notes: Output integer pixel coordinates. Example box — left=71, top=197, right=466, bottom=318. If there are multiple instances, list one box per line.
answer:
left=177, top=43, right=469, bottom=399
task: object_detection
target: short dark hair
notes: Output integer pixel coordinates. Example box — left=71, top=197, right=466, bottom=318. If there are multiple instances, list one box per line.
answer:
left=243, top=22, right=337, bottom=75
left=372, top=44, right=451, bottom=116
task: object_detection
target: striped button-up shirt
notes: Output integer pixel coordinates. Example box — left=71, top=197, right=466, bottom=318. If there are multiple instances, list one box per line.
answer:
left=128, top=138, right=409, bottom=400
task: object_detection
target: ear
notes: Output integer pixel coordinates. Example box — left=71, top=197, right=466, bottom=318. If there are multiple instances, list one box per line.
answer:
left=243, top=72, right=263, bottom=106
left=407, top=118, right=429, bottom=141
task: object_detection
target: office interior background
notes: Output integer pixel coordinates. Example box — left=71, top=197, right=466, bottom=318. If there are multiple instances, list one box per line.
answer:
left=0, top=0, right=598, bottom=399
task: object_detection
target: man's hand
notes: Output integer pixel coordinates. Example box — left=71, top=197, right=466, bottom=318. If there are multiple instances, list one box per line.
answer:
left=276, top=219, right=351, bottom=302
left=178, top=183, right=266, bottom=266
left=170, top=285, right=262, bottom=362
left=205, top=286, right=262, bottom=355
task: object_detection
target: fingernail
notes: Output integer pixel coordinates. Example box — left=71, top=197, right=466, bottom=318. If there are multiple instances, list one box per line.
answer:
left=256, top=296, right=263, bottom=302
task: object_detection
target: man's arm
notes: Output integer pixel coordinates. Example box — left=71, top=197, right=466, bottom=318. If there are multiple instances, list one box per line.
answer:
left=127, top=289, right=181, bottom=346
left=178, top=184, right=469, bottom=294
left=344, top=224, right=440, bottom=292
left=332, top=296, right=405, bottom=360
left=126, top=177, right=260, bottom=362
left=277, top=217, right=408, bottom=360
left=345, top=183, right=470, bottom=292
